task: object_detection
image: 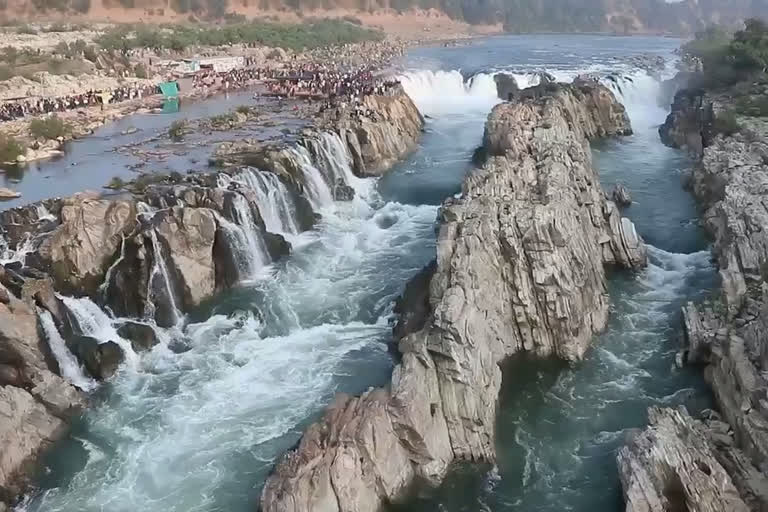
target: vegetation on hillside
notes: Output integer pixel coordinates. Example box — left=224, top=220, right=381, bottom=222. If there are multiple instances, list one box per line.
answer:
left=96, top=19, right=383, bottom=52
left=683, top=18, right=768, bottom=89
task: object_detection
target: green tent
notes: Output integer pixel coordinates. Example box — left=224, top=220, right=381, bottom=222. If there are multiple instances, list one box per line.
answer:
left=159, top=81, right=179, bottom=98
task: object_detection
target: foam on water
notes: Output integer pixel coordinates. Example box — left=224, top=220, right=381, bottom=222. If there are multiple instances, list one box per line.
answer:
left=220, top=169, right=301, bottom=236
left=58, top=295, right=139, bottom=368
left=399, top=70, right=500, bottom=116
left=38, top=309, right=98, bottom=392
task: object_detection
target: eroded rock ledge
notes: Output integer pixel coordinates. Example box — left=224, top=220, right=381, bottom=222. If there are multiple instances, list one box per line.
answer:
left=618, top=79, right=768, bottom=512
left=0, top=89, right=424, bottom=510
left=260, top=80, right=646, bottom=512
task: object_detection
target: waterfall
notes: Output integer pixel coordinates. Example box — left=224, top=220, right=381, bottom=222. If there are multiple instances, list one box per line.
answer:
left=35, top=204, right=56, bottom=222
left=58, top=295, right=138, bottom=366
left=220, top=169, right=300, bottom=236
left=308, top=132, right=370, bottom=199
left=99, top=235, right=126, bottom=298
left=137, top=203, right=182, bottom=327
left=399, top=70, right=500, bottom=116
left=286, top=145, right=334, bottom=210
left=0, top=233, right=34, bottom=266
left=37, top=309, right=98, bottom=392
left=214, top=207, right=271, bottom=280
left=145, top=228, right=182, bottom=326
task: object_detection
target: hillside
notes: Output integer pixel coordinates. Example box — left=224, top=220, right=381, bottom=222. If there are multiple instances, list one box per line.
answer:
left=1, top=0, right=766, bottom=35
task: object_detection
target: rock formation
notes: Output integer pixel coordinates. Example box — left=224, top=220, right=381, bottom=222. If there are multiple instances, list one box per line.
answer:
left=260, top=80, right=646, bottom=512
left=329, top=86, right=423, bottom=176
left=0, top=272, right=83, bottom=508
left=617, top=407, right=751, bottom=512
left=658, top=87, right=715, bottom=154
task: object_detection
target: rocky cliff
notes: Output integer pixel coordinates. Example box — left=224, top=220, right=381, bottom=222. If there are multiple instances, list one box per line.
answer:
left=0, top=270, right=83, bottom=506
left=260, top=80, right=646, bottom=512
left=0, top=89, right=423, bottom=510
left=617, top=79, right=768, bottom=511
left=330, top=86, right=424, bottom=177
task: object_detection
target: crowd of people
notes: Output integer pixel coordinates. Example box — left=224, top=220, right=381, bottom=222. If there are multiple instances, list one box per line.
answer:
left=0, top=82, right=160, bottom=122
left=0, top=40, right=406, bottom=123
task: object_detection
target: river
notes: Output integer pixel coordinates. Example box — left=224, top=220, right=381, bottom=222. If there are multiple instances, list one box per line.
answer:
left=15, top=34, right=716, bottom=512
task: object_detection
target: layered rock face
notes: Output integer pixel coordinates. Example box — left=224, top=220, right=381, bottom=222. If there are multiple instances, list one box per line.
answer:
left=658, top=87, right=715, bottom=153
left=214, top=87, right=423, bottom=179
left=330, top=86, right=423, bottom=176
left=618, top=85, right=768, bottom=511
left=618, top=407, right=751, bottom=512
left=261, top=81, right=646, bottom=512
left=0, top=271, right=83, bottom=507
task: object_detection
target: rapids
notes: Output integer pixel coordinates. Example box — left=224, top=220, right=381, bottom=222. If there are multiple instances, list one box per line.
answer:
left=14, top=35, right=714, bottom=512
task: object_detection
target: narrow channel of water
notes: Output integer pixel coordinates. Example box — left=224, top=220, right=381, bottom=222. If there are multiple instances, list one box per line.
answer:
left=393, top=36, right=718, bottom=512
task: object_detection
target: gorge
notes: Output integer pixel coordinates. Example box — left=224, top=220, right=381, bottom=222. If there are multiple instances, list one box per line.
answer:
left=0, top=34, right=744, bottom=512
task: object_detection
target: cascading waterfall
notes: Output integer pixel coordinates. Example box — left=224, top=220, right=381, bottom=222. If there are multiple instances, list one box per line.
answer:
left=305, top=132, right=370, bottom=199
left=220, top=169, right=300, bottom=236
left=137, top=203, right=183, bottom=326
left=286, top=145, right=334, bottom=209
left=58, top=295, right=138, bottom=366
left=35, top=204, right=56, bottom=222
left=145, top=228, right=182, bottom=326
left=99, top=235, right=126, bottom=298
left=0, top=233, right=34, bottom=266
left=399, top=69, right=500, bottom=115
left=37, top=309, right=98, bottom=392
left=227, top=194, right=272, bottom=275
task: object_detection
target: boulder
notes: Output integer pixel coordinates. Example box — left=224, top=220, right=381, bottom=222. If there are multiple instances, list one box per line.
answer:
left=612, top=184, right=632, bottom=207
left=116, top=321, right=160, bottom=352
left=35, top=193, right=138, bottom=296
left=73, top=336, right=124, bottom=380
left=0, top=188, right=20, bottom=200
left=494, top=73, right=519, bottom=101
left=153, top=206, right=217, bottom=309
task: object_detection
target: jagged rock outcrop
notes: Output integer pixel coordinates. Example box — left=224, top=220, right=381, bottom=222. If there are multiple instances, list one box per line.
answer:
left=659, top=87, right=715, bottom=153
left=214, top=88, right=423, bottom=181
left=612, top=184, right=632, bottom=207
left=0, top=278, right=83, bottom=508
left=617, top=407, right=751, bottom=512
left=494, top=73, right=520, bottom=101
left=32, top=192, right=137, bottom=297
left=333, top=87, right=424, bottom=176
left=260, top=81, right=645, bottom=512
